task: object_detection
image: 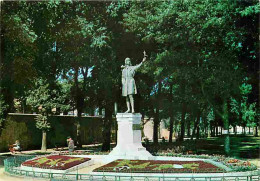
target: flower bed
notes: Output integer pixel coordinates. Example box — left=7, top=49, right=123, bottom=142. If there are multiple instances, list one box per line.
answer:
left=22, top=155, right=91, bottom=170
left=155, top=152, right=258, bottom=172
left=93, top=159, right=224, bottom=173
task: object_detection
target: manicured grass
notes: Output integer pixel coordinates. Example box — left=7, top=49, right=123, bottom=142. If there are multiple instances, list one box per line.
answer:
left=57, top=135, right=258, bottom=159
left=145, top=135, right=260, bottom=159
left=193, top=135, right=259, bottom=158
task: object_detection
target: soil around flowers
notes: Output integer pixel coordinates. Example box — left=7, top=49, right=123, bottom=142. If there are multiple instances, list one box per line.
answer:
left=22, top=155, right=91, bottom=170
left=93, top=159, right=224, bottom=173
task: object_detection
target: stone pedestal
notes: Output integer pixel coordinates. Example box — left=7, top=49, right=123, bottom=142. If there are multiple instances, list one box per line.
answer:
left=109, top=113, right=152, bottom=160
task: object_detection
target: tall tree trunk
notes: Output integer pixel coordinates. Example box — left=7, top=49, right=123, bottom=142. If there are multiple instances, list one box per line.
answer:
left=187, top=119, right=191, bottom=137
left=99, top=106, right=103, bottom=115
left=191, top=110, right=200, bottom=140
left=153, top=81, right=161, bottom=144
left=211, top=126, right=215, bottom=137
left=41, top=130, right=47, bottom=151
left=207, top=124, right=211, bottom=138
left=169, top=116, right=174, bottom=143
left=179, top=102, right=186, bottom=141
left=74, top=67, right=84, bottom=148
left=153, top=107, right=160, bottom=144
left=101, top=104, right=113, bottom=151
left=168, top=83, right=174, bottom=143
left=233, top=126, right=236, bottom=135
left=76, top=119, right=81, bottom=147
left=76, top=99, right=83, bottom=148
left=216, top=126, right=218, bottom=136
left=0, top=13, right=14, bottom=122
left=239, top=109, right=244, bottom=134
left=222, top=99, right=230, bottom=156
left=196, top=124, right=200, bottom=139
left=254, top=126, right=258, bottom=137
left=203, top=118, right=207, bottom=138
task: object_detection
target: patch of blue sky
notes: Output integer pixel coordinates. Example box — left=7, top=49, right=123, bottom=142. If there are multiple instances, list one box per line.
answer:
left=150, top=77, right=170, bottom=96
left=57, top=66, right=94, bottom=82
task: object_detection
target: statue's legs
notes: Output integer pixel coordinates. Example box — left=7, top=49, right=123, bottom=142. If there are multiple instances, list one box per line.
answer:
left=129, top=95, right=135, bottom=113
left=125, top=96, right=131, bottom=113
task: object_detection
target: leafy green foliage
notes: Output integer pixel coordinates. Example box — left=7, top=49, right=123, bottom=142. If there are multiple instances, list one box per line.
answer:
left=35, top=114, right=50, bottom=131
left=230, top=81, right=257, bottom=127
left=26, top=79, right=56, bottom=113
left=0, top=95, right=8, bottom=127
left=1, top=1, right=258, bottom=151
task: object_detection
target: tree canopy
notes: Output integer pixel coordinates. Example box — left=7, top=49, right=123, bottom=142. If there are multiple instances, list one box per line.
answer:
left=0, top=0, right=258, bottom=152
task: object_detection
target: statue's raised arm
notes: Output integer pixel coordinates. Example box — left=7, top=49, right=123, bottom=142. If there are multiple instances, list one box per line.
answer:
left=132, top=50, right=148, bottom=71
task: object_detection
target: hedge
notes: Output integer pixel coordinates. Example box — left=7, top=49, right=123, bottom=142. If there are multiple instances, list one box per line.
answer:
left=0, top=114, right=115, bottom=152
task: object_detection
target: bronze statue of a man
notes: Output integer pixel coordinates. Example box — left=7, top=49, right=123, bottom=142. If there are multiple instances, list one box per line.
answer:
left=121, top=51, right=147, bottom=113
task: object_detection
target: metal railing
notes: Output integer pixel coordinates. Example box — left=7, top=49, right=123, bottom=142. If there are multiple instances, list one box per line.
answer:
left=4, top=156, right=260, bottom=181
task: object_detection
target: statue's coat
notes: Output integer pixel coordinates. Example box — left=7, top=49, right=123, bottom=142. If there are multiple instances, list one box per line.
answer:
left=122, top=62, right=143, bottom=96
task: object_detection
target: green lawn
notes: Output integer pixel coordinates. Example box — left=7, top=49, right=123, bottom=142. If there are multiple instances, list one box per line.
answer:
left=145, top=135, right=260, bottom=159
left=195, top=135, right=259, bottom=159
left=80, top=135, right=259, bottom=160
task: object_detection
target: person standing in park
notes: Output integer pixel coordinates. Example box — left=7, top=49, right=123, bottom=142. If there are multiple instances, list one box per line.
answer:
left=121, top=51, right=147, bottom=113
left=67, top=136, right=74, bottom=153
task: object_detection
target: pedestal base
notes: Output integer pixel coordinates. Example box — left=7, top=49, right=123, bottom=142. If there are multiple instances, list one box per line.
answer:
left=109, top=113, right=152, bottom=160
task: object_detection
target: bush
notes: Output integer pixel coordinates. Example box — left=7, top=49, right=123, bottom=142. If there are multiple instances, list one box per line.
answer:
left=0, top=114, right=105, bottom=152
left=0, top=119, right=33, bottom=151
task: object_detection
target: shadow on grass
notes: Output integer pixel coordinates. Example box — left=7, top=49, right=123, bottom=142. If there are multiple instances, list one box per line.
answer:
left=144, top=135, right=260, bottom=159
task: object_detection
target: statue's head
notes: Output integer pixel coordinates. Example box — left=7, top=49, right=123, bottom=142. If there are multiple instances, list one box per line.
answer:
left=125, top=57, right=132, bottom=66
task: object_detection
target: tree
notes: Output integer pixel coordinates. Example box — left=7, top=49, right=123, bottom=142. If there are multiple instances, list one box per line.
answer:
left=0, top=1, right=37, bottom=120
left=35, top=112, right=50, bottom=151
left=123, top=0, right=258, bottom=155
left=1, top=0, right=258, bottom=153
left=230, top=82, right=257, bottom=135
left=0, top=95, right=8, bottom=129
left=26, top=79, right=64, bottom=151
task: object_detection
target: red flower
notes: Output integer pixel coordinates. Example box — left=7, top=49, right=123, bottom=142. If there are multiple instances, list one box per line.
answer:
left=22, top=155, right=91, bottom=170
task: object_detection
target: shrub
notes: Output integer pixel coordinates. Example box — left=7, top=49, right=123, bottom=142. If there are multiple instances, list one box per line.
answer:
left=0, top=119, right=32, bottom=151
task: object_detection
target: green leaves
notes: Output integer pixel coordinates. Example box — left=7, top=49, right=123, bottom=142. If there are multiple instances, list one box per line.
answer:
left=240, top=4, right=260, bottom=17
left=230, top=81, right=257, bottom=127
left=0, top=95, right=8, bottom=127
left=1, top=1, right=258, bottom=140
left=35, top=114, right=51, bottom=131
left=26, top=79, right=67, bottom=114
